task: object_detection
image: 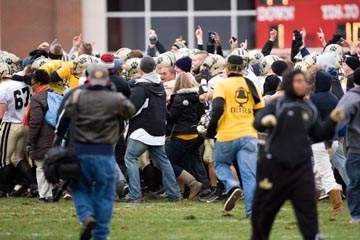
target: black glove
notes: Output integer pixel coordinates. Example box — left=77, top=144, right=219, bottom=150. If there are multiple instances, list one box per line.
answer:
left=53, top=135, right=63, bottom=147
left=200, top=69, right=210, bottom=81
left=293, top=30, right=303, bottom=49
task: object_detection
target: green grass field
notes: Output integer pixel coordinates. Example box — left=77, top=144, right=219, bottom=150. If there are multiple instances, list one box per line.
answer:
left=0, top=198, right=359, bottom=240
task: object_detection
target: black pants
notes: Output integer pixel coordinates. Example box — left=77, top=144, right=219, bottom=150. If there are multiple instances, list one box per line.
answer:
left=251, top=157, right=318, bottom=240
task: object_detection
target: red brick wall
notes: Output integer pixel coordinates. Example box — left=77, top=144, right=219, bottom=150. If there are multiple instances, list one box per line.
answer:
left=0, top=0, right=82, bottom=59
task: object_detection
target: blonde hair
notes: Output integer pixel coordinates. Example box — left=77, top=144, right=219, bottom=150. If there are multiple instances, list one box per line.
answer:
left=307, top=65, right=326, bottom=96
left=173, top=72, right=197, bottom=93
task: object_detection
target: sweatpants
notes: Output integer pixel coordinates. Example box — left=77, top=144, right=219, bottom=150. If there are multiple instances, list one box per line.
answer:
left=34, top=160, right=53, bottom=199
left=251, top=156, right=319, bottom=240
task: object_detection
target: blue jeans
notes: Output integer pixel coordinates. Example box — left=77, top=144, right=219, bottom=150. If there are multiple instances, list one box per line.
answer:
left=125, top=139, right=180, bottom=201
left=346, top=152, right=360, bottom=220
left=330, top=138, right=349, bottom=185
left=214, top=136, right=258, bottom=216
left=70, top=154, right=115, bottom=240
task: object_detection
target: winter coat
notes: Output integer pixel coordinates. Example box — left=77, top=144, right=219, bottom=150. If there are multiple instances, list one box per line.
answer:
left=166, top=87, right=204, bottom=136
left=128, top=71, right=168, bottom=137
left=57, top=86, right=135, bottom=145
left=254, top=95, right=337, bottom=168
left=310, top=71, right=339, bottom=121
left=27, top=91, right=55, bottom=160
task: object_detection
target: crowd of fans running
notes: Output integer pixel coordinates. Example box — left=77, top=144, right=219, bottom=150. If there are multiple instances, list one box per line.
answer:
left=0, top=25, right=360, bottom=240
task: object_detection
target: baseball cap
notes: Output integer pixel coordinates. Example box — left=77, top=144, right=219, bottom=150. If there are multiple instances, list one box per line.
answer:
left=88, top=64, right=109, bottom=86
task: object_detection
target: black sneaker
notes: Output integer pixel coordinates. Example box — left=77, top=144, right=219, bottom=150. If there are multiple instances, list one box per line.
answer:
left=199, top=191, right=226, bottom=203
left=223, top=187, right=242, bottom=211
left=198, top=188, right=212, bottom=197
left=80, top=215, right=96, bottom=240
left=8, top=185, right=26, bottom=197
left=38, top=197, right=54, bottom=203
left=52, top=186, right=64, bottom=202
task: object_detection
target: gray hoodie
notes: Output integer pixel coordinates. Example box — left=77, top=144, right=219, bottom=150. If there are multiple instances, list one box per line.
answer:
left=337, top=86, right=360, bottom=154
left=137, top=71, right=161, bottom=84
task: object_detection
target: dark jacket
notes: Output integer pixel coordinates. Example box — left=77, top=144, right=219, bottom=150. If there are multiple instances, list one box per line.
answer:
left=128, top=72, right=167, bottom=137
left=261, top=40, right=274, bottom=56
left=346, top=73, right=354, bottom=91
left=28, top=90, right=55, bottom=160
left=166, top=88, right=204, bottom=136
left=310, top=71, right=339, bottom=120
left=254, top=95, right=337, bottom=168
left=56, top=86, right=135, bottom=145
left=310, top=71, right=339, bottom=148
left=331, top=75, right=344, bottom=100
left=109, top=74, right=131, bottom=98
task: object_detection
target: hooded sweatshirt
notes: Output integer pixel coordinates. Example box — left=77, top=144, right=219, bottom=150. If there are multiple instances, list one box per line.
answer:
left=310, top=71, right=339, bottom=120
left=337, top=86, right=360, bottom=154
left=254, top=71, right=337, bottom=168
left=316, top=54, right=344, bottom=99
left=128, top=71, right=167, bottom=145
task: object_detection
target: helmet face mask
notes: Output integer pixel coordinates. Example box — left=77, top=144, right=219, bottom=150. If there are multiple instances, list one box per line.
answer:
left=201, top=54, right=226, bottom=77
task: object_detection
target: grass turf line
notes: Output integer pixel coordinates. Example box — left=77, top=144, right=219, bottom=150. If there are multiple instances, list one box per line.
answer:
left=0, top=198, right=359, bottom=239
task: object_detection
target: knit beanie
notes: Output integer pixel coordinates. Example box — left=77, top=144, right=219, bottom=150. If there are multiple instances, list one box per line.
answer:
left=176, top=56, right=192, bottom=72
left=101, top=53, right=115, bottom=72
left=354, top=67, right=360, bottom=85
left=271, top=60, right=288, bottom=76
left=344, top=56, right=360, bottom=71
left=316, top=53, right=336, bottom=71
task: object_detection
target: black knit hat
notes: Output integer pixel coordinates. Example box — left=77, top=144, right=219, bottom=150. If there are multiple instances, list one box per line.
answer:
left=271, top=60, right=288, bottom=76
left=345, top=57, right=360, bottom=71
left=354, top=67, right=360, bottom=85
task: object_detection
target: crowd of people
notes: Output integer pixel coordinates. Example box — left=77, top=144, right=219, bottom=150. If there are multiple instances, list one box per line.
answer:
left=0, top=25, right=360, bottom=240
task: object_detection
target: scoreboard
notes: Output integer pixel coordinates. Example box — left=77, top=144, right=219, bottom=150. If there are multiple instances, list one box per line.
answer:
left=255, top=0, right=360, bottom=49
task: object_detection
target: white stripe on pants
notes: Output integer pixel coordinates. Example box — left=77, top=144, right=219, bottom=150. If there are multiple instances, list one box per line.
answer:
left=35, top=160, right=53, bottom=199
left=312, top=142, right=342, bottom=194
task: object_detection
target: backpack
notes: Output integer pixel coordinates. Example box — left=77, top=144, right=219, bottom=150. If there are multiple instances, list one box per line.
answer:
left=44, top=91, right=63, bottom=128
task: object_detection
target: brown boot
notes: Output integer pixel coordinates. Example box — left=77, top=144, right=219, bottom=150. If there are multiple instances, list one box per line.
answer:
left=177, top=170, right=203, bottom=200
left=328, top=189, right=343, bottom=212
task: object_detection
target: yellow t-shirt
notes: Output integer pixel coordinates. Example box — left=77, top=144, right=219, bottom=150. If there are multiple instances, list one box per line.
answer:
left=213, top=76, right=265, bottom=142
left=56, top=61, right=79, bottom=89
left=40, top=60, right=67, bottom=95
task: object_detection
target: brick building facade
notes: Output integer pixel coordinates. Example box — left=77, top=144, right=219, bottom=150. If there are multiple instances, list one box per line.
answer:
left=0, top=0, right=82, bottom=58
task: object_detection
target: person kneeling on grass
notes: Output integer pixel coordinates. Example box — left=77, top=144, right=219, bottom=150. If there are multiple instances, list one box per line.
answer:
left=251, top=70, right=344, bottom=240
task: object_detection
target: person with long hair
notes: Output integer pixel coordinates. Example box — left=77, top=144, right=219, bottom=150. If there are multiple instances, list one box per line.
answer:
left=166, top=72, right=208, bottom=199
